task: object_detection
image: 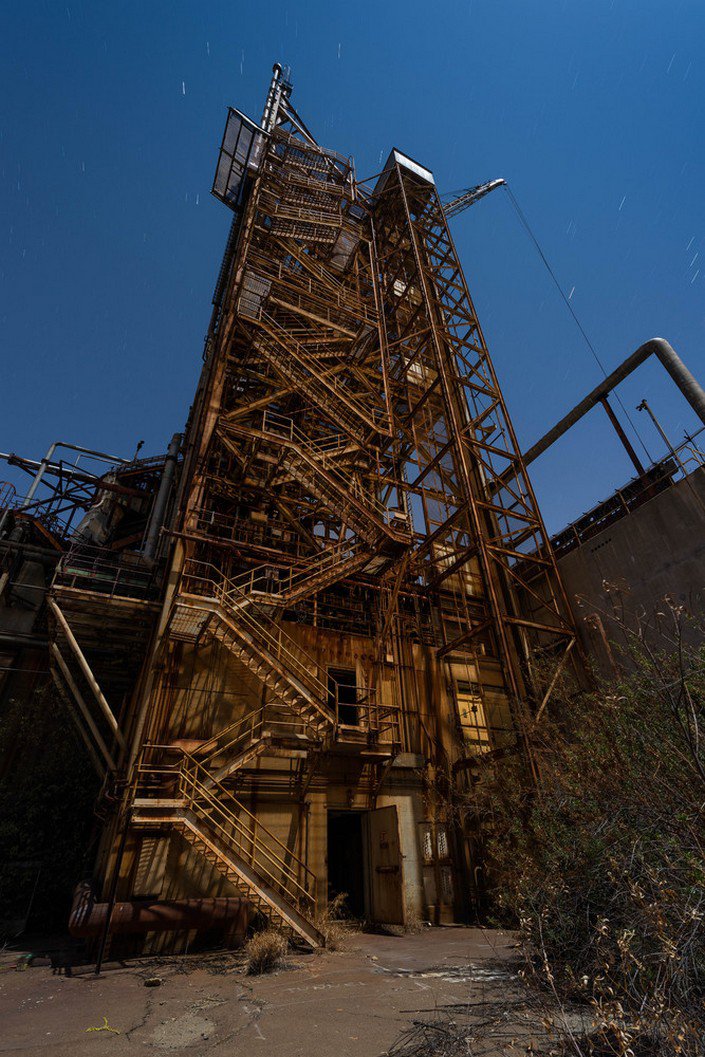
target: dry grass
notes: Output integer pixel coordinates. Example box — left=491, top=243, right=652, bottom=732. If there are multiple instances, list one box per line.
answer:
left=316, top=892, right=356, bottom=951
left=243, top=930, right=288, bottom=975
left=478, top=603, right=705, bottom=1056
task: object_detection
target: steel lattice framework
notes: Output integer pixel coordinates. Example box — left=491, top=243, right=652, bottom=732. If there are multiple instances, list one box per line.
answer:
left=110, top=67, right=584, bottom=945
left=368, top=155, right=580, bottom=764
left=150, top=73, right=582, bottom=787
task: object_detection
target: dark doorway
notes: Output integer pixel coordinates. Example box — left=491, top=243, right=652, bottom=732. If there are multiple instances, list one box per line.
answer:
left=328, top=666, right=358, bottom=726
left=327, top=810, right=366, bottom=918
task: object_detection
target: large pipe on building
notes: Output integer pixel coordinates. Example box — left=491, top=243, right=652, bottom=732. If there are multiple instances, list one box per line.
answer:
left=143, top=433, right=182, bottom=560
left=69, top=882, right=250, bottom=938
left=524, top=339, right=705, bottom=466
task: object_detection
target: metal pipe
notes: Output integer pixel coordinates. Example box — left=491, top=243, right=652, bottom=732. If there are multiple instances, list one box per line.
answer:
left=261, top=62, right=284, bottom=133
left=46, top=441, right=129, bottom=464
left=637, top=399, right=690, bottom=479
left=1, top=441, right=129, bottom=533
left=19, top=442, right=57, bottom=509
left=598, top=396, right=646, bottom=475
left=0, top=630, right=49, bottom=647
left=0, top=539, right=63, bottom=562
left=48, top=600, right=124, bottom=747
left=654, top=340, right=705, bottom=423
left=524, top=338, right=705, bottom=466
left=50, top=643, right=116, bottom=771
left=51, top=671, right=106, bottom=779
left=70, top=882, right=250, bottom=938
left=5, top=441, right=129, bottom=511
left=143, top=433, right=181, bottom=560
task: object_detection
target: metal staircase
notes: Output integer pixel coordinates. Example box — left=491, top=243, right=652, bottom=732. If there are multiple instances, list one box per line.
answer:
left=197, top=705, right=315, bottom=784
left=251, top=313, right=388, bottom=443
left=214, top=533, right=373, bottom=609
left=177, top=559, right=335, bottom=730
left=137, top=115, right=407, bottom=945
left=223, top=410, right=410, bottom=553
left=131, top=747, right=323, bottom=947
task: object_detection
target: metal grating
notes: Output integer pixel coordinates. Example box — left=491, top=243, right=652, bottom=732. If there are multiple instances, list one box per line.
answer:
left=212, top=108, right=267, bottom=211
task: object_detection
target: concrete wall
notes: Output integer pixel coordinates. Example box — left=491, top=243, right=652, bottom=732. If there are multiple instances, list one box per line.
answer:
left=556, top=466, right=705, bottom=672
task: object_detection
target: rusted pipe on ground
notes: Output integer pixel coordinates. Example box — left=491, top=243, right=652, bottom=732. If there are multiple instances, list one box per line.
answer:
left=70, top=882, right=250, bottom=937
left=524, top=338, right=705, bottom=466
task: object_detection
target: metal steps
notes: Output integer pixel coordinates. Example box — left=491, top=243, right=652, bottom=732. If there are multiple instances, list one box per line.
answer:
left=132, top=811, right=322, bottom=947
left=223, top=410, right=410, bottom=552
left=131, top=751, right=323, bottom=947
left=253, top=313, right=384, bottom=443
left=275, top=444, right=407, bottom=553
left=196, top=706, right=319, bottom=787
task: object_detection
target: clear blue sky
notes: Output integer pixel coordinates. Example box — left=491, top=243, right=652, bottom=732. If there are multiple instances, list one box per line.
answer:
left=1, top=1, right=703, bottom=532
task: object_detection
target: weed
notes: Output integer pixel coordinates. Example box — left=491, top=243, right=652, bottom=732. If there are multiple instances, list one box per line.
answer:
left=244, top=930, right=288, bottom=975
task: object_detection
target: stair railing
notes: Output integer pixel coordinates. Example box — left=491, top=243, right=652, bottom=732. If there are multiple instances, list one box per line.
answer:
left=198, top=707, right=317, bottom=772
left=135, top=745, right=317, bottom=918
left=181, top=559, right=333, bottom=715
left=261, top=409, right=406, bottom=533
left=180, top=562, right=395, bottom=738
left=256, top=311, right=387, bottom=435
left=330, top=684, right=400, bottom=739
left=220, top=537, right=365, bottom=608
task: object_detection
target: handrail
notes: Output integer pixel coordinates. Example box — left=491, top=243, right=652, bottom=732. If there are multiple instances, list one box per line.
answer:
left=199, top=707, right=316, bottom=770
left=222, top=535, right=365, bottom=604
left=257, top=311, right=388, bottom=435
left=264, top=409, right=354, bottom=458
left=179, top=553, right=397, bottom=735
left=136, top=746, right=316, bottom=914
left=181, top=558, right=390, bottom=733
left=198, top=707, right=266, bottom=764
left=260, top=409, right=402, bottom=529
left=263, top=198, right=343, bottom=227
left=181, top=558, right=332, bottom=708
left=54, top=545, right=159, bottom=601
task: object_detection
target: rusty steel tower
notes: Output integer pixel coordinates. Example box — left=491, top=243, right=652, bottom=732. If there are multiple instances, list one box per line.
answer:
left=81, top=65, right=580, bottom=953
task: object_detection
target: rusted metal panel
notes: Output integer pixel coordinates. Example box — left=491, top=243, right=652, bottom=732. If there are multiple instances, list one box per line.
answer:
left=368, top=805, right=405, bottom=925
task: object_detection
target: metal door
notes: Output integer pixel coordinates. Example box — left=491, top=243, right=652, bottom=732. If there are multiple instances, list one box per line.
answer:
left=368, top=805, right=404, bottom=925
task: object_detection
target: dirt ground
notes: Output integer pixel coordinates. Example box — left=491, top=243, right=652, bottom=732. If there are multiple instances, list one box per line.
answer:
left=0, top=927, right=555, bottom=1056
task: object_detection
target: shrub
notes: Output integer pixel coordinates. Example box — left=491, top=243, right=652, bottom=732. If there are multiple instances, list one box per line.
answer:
left=478, top=611, right=705, bottom=1056
left=316, top=892, right=354, bottom=951
left=244, top=930, right=288, bottom=975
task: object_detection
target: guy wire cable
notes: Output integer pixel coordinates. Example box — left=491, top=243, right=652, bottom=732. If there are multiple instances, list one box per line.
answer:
left=502, top=183, right=653, bottom=464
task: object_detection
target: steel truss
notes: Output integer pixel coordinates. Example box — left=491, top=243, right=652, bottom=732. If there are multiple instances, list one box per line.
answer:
left=368, top=156, right=581, bottom=766
left=124, top=69, right=582, bottom=942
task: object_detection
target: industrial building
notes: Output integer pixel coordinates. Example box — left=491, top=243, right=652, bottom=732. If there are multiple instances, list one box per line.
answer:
left=2, top=64, right=702, bottom=956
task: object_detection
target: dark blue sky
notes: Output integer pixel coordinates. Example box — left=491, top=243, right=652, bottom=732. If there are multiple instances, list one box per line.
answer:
left=2, top=1, right=703, bottom=531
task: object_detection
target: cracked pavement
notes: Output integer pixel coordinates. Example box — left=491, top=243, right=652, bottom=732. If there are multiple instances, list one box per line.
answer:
left=0, top=928, right=524, bottom=1056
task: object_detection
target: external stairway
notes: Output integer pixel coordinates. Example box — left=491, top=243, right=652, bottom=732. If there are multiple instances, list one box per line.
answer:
left=170, top=555, right=399, bottom=762
left=253, top=312, right=388, bottom=444
left=173, top=558, right=339, bottom=739
left=147, top=302, right=407, bottom=943
left=131, top=747, right=324, bottom=947
left=222, top=410, right=410, bottom=554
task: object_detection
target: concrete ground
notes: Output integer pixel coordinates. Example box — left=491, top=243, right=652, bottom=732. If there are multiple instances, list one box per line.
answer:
left=0, top=927, right=547, bottom=1056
